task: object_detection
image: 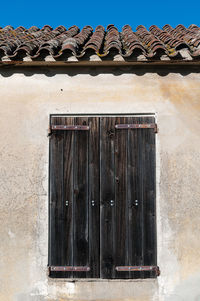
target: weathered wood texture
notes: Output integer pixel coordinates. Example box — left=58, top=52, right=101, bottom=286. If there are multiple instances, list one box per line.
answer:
left=114, top=117, right=129, bottom=279
left=49, top=117, right=100, bottom=278
left=49, top=117, right=65, bottom=278
left=49, top=116, right=156, bottom=279
left=73, top=117, right=89, bottom=278
left=62, top=117, right=74, bottom=278
left=100, top=117, right=116, bottom=278
left=126, top=117, right=156, bottom=278
left=88, top=117, right=100, bottom=278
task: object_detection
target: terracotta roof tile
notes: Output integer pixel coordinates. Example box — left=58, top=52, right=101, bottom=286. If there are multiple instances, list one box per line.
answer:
left=83, top=25, right=105, bottom=55
left=0, top=24, right=200, bottom=62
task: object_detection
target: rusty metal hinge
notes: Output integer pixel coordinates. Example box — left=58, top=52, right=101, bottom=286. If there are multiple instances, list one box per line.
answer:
left=48, top=125, right=90, bottom=137
left=48, top=266, right=90, bottom=274
left=115, top=124, right=158, bottom=133
left=115, top=265, right=160, bottom=276
left=51, top=125, right=90, bottom=131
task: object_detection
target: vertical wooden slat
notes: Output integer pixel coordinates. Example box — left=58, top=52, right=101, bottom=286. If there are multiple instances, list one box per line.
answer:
left=49, top=117, right=64, bottom=277
left=127, top=117, right=144, bottom=279
left=62, top=117, right=74, bottom=278
left=73, top=117, right=89, bottom=278
left=138, top=116, right=145, bottom=279
left=142, top=116, right=156, bottom=278
left=88, top=117, right=100, bottom=278
left=114, top=117, right=129, bottom=279
left=100, top=117, right=115, bottom=279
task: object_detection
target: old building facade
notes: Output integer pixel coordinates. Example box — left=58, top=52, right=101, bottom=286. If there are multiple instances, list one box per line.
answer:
left=0, top=24, right=200, bottom=301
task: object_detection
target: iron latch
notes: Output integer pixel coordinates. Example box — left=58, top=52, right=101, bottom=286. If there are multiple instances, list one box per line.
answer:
left=115, top=123, right=158, bottom=133
left=116, top=265, right=160, bottom=276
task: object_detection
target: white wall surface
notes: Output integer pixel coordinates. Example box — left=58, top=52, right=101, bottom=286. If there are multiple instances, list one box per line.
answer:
left=0, top=67, right=200, bottom=301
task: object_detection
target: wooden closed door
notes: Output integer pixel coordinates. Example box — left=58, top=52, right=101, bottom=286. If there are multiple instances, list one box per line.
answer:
left=100, top=116, right=156, bottom=279
left=49, top=116, right=156, bottom=279
left=49, top=117, right=100, bottom=278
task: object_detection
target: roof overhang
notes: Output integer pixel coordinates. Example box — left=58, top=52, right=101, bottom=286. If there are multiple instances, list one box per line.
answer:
left=0, top=59, right=200, bottom=68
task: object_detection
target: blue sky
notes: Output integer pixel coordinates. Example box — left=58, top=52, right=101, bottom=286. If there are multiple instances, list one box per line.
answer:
left=2, top=0, right=200, bottom=30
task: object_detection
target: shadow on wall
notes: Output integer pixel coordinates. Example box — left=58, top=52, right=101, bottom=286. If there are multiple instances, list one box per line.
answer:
left=0, top=65, right=200, bottom=78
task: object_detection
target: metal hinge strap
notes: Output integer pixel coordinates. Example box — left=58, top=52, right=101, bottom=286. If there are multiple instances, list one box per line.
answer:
left=115, top=265, right=160, bottom=276
left=115, top=123, right=158, bottom=133
left=51, top=125, right=90, bottom=131
left=49, top=266, right=90, bottom=272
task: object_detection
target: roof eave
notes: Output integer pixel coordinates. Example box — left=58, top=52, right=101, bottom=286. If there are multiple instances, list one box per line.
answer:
left=0, top=60, right=200, bottom=67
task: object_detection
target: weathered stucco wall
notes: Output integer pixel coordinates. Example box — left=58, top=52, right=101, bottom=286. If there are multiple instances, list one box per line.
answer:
left=0, top=66, right=200, bottom=301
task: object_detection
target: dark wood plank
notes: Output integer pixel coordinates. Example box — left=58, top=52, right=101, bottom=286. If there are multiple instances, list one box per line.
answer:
left=62, top=117, right=74, bottom=278
left=114, top=117, right=129, bottom=279
left=141, top=116, right=156, bottom=278
left=88, top=117, right=100, bottom=278
left=73, top=117, right=89, bottom=278
left=138, top=116, right=145, bottom=279
left=127, top=117, right=144, bottom=279
left=49, top=117, right=64, bottom=278
left=100, top=117, right=116, bottom=279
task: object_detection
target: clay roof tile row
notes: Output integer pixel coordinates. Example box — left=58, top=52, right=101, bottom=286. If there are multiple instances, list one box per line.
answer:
left=0, top=24, right=200, bottom=61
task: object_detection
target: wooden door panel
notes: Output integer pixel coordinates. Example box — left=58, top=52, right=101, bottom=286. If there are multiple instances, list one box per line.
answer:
left=114, top=117, right=129, bottom=279
left=100, top=117, right=116, bottom=278
left=73, top=117, right=89, bottom=278
left=49, top=117, right=70, bottom=278
left=141, top=117, right=156, bottom=278
left=49, top=117, right=100, bottom=278
left=88, top=117, right=100, bottom=278
left=49, top=115, right=156, bottom=279
left=100, top=116, right=156, bottom=279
